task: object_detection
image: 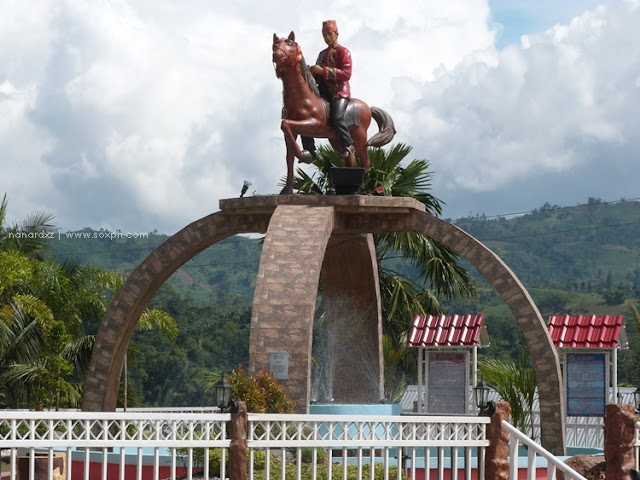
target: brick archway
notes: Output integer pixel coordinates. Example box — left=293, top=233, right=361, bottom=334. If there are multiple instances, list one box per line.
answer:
left=82, top=195, right=565, bottom=454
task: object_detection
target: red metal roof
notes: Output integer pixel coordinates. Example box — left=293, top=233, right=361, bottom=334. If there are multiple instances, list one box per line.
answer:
left=407, top=314, right=485, bottom=347
left=547, top=314, right=624, bottom=348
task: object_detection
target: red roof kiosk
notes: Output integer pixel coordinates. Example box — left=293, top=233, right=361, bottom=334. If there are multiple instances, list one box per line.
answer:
left=548, top=314, right=627, bottom=415
left=407, top=314, right=489, bottom=414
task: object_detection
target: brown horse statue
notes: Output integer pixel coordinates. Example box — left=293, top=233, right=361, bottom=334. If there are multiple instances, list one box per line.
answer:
left=272, top=31, right=396, bottom=194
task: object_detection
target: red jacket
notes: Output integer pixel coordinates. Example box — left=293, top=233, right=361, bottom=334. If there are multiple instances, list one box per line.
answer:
left=315, top=44, right=352, bottom=100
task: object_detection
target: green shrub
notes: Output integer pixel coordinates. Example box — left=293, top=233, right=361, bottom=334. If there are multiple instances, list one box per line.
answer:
left=251, top=459, right=398, bottom=480
left=228, top=365, right=294, bottom=413
left=177, top=448, right=273, bottom=477
left=298, top=446, right=326, bottom=464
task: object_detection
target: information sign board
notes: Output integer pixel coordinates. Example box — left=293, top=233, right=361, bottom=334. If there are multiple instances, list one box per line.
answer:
left=427, top=352, right=467, bottom=414
left=566, top=353, right=606, bottom=416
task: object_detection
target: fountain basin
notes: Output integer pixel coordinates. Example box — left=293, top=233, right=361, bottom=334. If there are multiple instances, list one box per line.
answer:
left=309, top=404, right=401, bottom=451
left=310, top=403, right=401, bottom=416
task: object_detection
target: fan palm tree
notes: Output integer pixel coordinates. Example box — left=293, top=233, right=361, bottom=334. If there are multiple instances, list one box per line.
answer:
left=288, top=144, right=476, bottom=399
left=479, top=349, right=537, bottom=438
left=290, top=143, right=475, bottom=341
left=625, top=300, right=640, bottom=385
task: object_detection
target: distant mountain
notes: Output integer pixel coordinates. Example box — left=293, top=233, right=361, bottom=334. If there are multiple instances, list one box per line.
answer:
left=48, top=198, right=640, bottom=304
left=49, top=229, right=262, bottom=306
left=450, top=198, right=640, bottom=292
left=440, top=199, right=639, bottom=383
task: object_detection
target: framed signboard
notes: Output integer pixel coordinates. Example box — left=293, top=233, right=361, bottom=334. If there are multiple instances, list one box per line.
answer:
left=426, top=351, right=468, bottom=414
left=566, top=353, right=606, bottom=416
left=269, top=352, right=289, bottom=380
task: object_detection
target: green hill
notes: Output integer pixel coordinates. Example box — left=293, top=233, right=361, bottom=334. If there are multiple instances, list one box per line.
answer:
left=49, top=197, right=640, bottom=308
left=49, top=229, right=262, bottom=306
left=442, top=197, right=640, bottom=384
left=450, top=197, right=640, bottom=291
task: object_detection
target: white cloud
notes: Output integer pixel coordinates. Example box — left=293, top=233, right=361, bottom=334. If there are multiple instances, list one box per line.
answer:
left=408, top=0, right=640, bottom=202
left=0, top=0, right=637, bottom=233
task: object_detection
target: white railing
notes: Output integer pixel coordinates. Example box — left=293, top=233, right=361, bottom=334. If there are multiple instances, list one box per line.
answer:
left=1, top=409, right=605, bottom=480
left=564, top=416, right=604, bottom=449
left=0, top=410, right=230, bottom=480
left=403, top=384, right=622, bottom=451
left=0, top=410, right=492, bottom=480
left=247, top=413, right=490, bottom=480
left=502, top=420, right=588, bottom=480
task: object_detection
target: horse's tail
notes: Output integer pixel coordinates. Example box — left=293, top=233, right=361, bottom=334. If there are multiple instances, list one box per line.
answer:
left=367, top=107, right=396, bottom=147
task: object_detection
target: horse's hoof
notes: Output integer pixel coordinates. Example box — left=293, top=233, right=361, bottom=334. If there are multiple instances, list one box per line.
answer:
left=280, top=186, right=294, bottom=195
left=339, top=145, right=355, bottom=160
left=299, top=150, right=316, bottom=164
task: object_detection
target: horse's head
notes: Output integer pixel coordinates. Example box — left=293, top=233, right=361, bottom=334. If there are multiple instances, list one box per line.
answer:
left=272, top=31, right=302, bottom=76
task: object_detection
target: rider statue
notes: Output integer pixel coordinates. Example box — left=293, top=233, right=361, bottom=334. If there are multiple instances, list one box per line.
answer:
left=301, top=20, right=355, bottom=163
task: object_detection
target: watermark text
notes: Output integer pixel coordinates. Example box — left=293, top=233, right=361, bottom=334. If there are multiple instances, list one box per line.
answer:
left=7, top=230, right=150, bottom=241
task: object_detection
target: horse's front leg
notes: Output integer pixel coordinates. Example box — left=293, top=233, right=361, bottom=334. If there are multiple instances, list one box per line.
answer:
left=280, top=119, right=302, bottom=194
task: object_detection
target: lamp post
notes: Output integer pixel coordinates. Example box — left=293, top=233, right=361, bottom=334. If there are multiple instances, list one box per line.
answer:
left=214, top=373, right=239, bottom=413
left=474, top=378, right=496, bottom=416
left=214, top=373, right=246, bottom=480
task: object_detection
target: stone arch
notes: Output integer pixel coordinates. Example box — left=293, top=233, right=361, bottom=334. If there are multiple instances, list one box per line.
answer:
left=82, top=196, right=565, bottom=455
left=411, top=210, right=566, bottom=453
left=82, top=210, right=272, bottom=412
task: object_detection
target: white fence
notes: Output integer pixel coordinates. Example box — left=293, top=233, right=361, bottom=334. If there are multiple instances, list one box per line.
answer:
left=403, top=385, right=640, bottom=450
left=0, top=411, right=230, bottom=480
left=0, top=409, right=606, bottom=480
left=247, top=413, right=489, bottom=480
left=501, top=421, right=587, bottom=480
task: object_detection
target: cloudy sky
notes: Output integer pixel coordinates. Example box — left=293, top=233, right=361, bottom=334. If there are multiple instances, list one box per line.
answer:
left=1, top=0, right=638, bottom=234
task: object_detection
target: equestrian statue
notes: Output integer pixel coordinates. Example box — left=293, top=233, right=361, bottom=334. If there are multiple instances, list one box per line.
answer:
left=272, top=23, right=396, bottom=195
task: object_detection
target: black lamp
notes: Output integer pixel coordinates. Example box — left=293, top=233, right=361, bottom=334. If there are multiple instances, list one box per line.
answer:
left=474, top=378, right=496, bottom=416
left=214, top=373, right=238, bottom=413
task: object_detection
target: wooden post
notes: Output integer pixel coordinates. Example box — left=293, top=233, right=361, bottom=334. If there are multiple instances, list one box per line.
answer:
left=604, top=404, right=637, bottom=480
left=484, top=401, right=511, bottom=480
left=229, top=401, right=248, bottom=480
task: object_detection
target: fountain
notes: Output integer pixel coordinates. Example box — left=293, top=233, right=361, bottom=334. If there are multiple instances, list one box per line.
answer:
left=309, top=295, right=401, bottom=417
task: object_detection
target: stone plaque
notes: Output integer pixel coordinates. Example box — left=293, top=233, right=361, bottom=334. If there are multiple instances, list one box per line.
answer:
left=270, top=352, right=289, bottom=380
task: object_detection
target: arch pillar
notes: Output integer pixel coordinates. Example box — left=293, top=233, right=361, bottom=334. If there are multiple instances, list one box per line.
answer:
left=248, top=205, right=335, bottom=410
left=248, top=207, right=384, bottom=410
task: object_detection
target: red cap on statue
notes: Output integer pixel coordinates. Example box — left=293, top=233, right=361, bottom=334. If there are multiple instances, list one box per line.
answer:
left=322, top=20, right=338, bottom=33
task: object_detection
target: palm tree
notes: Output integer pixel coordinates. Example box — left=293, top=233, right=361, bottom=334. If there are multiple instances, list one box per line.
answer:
left=0, top=194, right=178, bottom=409
left=291, top=143, right=475, bottom=340
left=0, top=250, right=89, bottom=408
left=121, top=307, right=179, bottom=409
left=625, top=300, right=640, bottom=385
left=383, top=333, right=415, bottom=403
left=289, top=144, right=475, bottom=397
left=479, top=349, right=537, bottom=438
left=0, top=193, right=55, bottom=260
